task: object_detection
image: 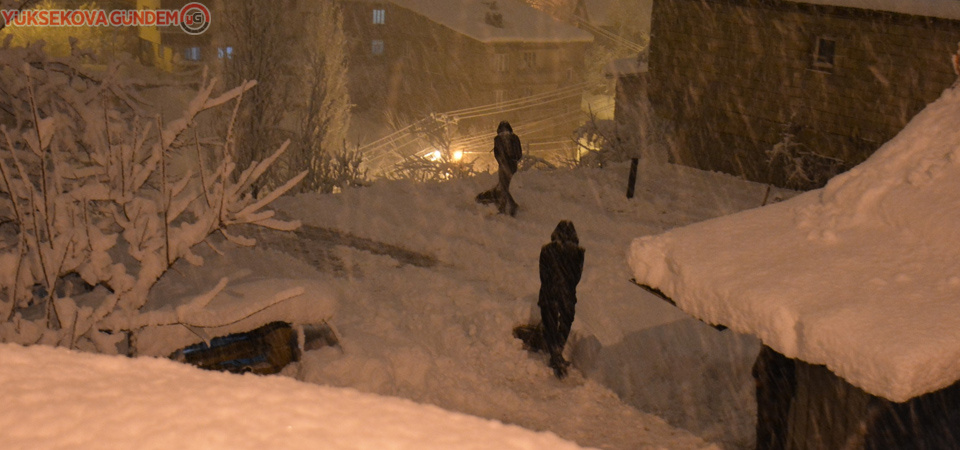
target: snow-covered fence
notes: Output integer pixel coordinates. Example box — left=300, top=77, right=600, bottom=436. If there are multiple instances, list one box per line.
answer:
left=0, top=44, right=304, bottom=354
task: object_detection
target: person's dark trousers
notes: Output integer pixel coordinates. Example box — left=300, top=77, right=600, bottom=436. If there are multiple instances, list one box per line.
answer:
left=558, top=301, right=575, bottom=349
left=497, top=167, right=518, bottom=216
left=540, top=300, right=567, bottom=377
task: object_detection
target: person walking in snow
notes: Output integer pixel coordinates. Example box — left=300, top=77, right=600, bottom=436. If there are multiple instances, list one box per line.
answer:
left=475, top=120, right=522, bottom=216
left=538, top=220, right=585, bottom=379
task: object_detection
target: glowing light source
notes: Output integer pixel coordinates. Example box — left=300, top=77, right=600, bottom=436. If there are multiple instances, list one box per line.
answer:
left=426, top=150, right=442, bottom=161
left=453, top=150, right=463, bottom=161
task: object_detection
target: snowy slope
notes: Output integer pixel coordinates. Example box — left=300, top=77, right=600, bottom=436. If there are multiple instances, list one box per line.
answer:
left=0, top=343, right=588, bottom=450
left=629, top=86, right=960, bottom=402
left=1, top=160, right=784, bottom=450
left=271, top=161, right=784, bottom=449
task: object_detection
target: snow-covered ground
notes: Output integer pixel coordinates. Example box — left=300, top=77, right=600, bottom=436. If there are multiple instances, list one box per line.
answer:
left=1, top=159, right=792, bottom=449
left=269, top=161, right=787, bottom=449
left=0, top=342, right=588, bottom=450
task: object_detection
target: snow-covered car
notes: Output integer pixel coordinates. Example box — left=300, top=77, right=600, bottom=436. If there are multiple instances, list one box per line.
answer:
left=106, top=241, right=341, bottom=374
left=169, top=320, right=339, bottom=375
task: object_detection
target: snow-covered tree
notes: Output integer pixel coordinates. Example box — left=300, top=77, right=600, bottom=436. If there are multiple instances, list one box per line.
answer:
left=0, top=41, right=304, bottom=353
left=290, top=1, right=364, bottom=194
left=220, top=1, right=359, bottom=195
left=219, top=1, right=293, bottom=195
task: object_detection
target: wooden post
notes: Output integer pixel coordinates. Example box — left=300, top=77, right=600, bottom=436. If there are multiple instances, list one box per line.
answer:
left=626, top=157, right=639, bottom=199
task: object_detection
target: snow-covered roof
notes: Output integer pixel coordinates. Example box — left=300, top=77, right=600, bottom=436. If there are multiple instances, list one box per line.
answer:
left=790, top=0, right=960, bottom=21
left=627, top=85, right=960, bottom=402
left=388, top=0, right=594, bottom=43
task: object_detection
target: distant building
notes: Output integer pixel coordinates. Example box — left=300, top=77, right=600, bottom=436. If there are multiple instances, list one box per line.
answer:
left=339, top=0, right=594, bottom=162
left=627, top=0, right=960, bottom=188
left=572, top=0, right=650, bottom=51
left=134, top=0, right=212, bottom=72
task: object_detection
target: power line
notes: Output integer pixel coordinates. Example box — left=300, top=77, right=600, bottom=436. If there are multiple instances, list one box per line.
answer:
left=362, top=84, right=599, bottom=163
left=576, top=18, right=645, bottom=53
left=358, top=82, right=595, bottom=159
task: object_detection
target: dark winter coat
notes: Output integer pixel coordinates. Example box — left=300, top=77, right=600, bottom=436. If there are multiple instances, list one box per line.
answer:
left=538, top=243, right=584, bottom=311
left=494, top=122, right=522, bottom=175
left=538, top=221, right=585, bottom=315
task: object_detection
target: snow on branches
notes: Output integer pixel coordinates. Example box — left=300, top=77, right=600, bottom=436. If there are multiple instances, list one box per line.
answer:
left=0, top=44, right=305, bottom=353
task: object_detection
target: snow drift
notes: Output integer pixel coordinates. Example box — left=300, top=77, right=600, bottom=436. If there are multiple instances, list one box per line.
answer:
left=0, top=342, right=589, bottom=450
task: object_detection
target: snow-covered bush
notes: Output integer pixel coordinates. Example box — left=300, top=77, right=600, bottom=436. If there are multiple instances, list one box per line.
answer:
left=292, top=142, right=369, bottom=194
left=575, top=116, right=622, bottom=168
left=765, top=122, right=844, bottom=190
left=386, top=153, right=481, bottom=183
left=0, top=43, right=304, bottom=354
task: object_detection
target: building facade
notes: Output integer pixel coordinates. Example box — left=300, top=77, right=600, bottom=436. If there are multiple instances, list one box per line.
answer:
left=340, top=0, right=593, bottom=164
left=641, top=0, right=960, bottom=188
left=134, top=0, right=213, bottom=72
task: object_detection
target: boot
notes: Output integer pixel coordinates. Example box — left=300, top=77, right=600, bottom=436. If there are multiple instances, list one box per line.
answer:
left=549, top=353, right=568, bottom=379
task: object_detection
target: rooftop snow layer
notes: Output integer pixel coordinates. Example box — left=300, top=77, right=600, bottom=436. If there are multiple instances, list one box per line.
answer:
left=791, top=0, right=960, bottom=21
left=388, top=0, right=595, bottom=43
left=628, top=85, right=960, bottom=402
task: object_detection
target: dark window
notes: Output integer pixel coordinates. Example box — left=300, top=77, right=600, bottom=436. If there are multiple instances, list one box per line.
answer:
left=812, top=36, right=836, bottom=72
left=372, top=39, right=384, bottom=55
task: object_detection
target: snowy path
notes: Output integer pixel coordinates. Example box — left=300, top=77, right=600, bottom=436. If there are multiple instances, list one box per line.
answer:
left=243, top=225, right=709, bottom=450
left=252, top=162, right=785, bottom=449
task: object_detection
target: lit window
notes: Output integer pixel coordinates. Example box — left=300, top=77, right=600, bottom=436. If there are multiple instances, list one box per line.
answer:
left=373, top=8, right=385, bottom=24
left=495, top=53, right=507, bottom=72
left=183, top=47, right=201, bottom=61
left=372, top=39, right=384, bottom=55
left=812, top=36, right=836, bottom=72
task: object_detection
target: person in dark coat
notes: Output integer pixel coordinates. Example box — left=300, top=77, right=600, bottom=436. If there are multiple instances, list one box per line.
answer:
left=538, top=220, right=585, bottom=379
left=476, top=121, right=521, bottom=216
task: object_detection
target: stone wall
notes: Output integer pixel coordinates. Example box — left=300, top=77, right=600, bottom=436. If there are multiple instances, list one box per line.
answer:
left=645, top=0, right=960, bottom=188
